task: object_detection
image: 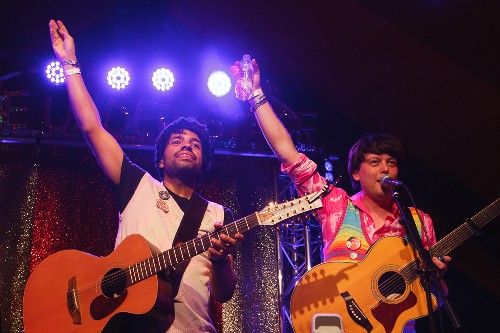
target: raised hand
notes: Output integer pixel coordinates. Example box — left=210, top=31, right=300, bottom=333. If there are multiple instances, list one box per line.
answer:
left=48, top=20, right=76, bottom=62
left=230, top=59, right=261, bottom=91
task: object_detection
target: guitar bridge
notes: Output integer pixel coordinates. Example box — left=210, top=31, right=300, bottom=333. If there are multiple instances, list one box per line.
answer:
left=340, top=291, right=373, bottom=332
left=67, top=276, right=82, bottom=324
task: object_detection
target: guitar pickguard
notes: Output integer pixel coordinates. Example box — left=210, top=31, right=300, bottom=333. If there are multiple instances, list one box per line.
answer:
left=371, top=291, right=417, bottom=333
left=90, top=290, right=128, bottom=320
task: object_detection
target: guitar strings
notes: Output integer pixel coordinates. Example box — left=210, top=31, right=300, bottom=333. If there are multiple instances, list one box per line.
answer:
left=352, top=224, right=469, bottom=310
left=69, top=210, right=270, bottom=303
left=73, top=221, right=451, bottom=310
left=364, top=202, right=499, bottom=309
left=73, top=216, right=257, bottom=301
left=66, top=196, right=318, bottom=310
left=353, top=269, right=410, bottom=309
left=352, top=204, right=500, bottom=310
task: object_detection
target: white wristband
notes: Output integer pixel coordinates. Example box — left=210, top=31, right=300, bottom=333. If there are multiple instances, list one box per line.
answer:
left=249, top=88, right=263, bottom=100
left=65, top=68, right=81, bottom=76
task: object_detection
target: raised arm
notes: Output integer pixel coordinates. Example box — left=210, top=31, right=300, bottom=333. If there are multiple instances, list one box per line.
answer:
left=231, top=60, right=300, bottom=167
left=49, top=20, right=123, bottom=184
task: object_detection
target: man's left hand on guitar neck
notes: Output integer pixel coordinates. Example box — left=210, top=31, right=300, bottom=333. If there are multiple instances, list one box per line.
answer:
left=432, top=255, right=451, bottom=296
left=208, top=221, right=244, bottom=303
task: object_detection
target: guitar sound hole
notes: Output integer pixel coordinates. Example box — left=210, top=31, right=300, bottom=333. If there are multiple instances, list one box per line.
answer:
left=102, top=268, right=127, bottom=298
left=378, top=271, right=406, bottom=299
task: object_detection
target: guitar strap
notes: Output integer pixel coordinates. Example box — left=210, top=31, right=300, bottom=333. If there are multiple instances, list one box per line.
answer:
left=99, top=193, right=210, bottom=333
left=172, top=192, right=209, bottom=247
left=168, top=192, right=209, bottom=296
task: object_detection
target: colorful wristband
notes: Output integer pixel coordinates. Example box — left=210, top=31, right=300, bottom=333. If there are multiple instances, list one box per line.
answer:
left=250, top=96, right=268, bottom=113
left=62, top=60, right=80, bottom=68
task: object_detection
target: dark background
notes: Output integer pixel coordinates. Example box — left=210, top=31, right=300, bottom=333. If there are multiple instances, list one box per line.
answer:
left=1, top=1, right=499, bottom=332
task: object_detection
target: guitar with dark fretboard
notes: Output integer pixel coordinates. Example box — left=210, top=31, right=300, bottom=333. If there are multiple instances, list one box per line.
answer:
left=290, top=198, right=499, bottom=333
left=23, top=188, right=325, bottom=333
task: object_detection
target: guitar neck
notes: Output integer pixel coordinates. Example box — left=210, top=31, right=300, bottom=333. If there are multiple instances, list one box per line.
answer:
left=122, top=187, right=325, bottom=286
left=431, top=198, right=499, bottom=257
left=126, top=212, right=261, bottom=285
left=401, top=198, right=499, bottom=284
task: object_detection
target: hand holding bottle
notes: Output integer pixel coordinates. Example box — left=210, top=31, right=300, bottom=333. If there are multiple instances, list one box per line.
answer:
left=232, top=54, right=262, bottom=100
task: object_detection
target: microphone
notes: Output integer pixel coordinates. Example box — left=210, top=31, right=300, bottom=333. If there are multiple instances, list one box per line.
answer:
left=379, top=175, right=403, bottom=188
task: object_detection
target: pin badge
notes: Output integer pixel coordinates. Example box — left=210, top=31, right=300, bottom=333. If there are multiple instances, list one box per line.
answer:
left=156, top=198, right=169, bottom=213
left=346, top=236, right=361, bottom=250
left=159, top=190, right=171, bottom=200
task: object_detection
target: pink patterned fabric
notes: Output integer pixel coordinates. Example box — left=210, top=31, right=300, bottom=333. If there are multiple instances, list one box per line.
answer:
left=282, top=153, right=437, bottom=261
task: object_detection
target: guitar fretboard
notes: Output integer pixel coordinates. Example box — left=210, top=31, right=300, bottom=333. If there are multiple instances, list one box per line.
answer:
left=126, top=212, right=261, bottom=285
left=105, top=187, right=325, bottom=287
left=401, top=198, right=499, bottom=283
left=432, top=199, right=499, bottom=257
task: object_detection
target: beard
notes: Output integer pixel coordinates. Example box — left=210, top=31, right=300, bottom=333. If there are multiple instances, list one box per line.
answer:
left=164, top=159, right=202, bottom=179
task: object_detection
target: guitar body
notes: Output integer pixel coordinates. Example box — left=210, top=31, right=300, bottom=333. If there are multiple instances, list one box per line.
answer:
left=290, top=236, right=437, bottom=333
left=23, top=234, right=173, bottom=333
left=22, top=189, right=327, bottom=332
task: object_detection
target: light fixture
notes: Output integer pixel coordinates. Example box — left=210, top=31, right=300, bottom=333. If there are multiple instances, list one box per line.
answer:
left=152, top=68, right=175, bottom=91
left=107, top=67, right=130, bottom=90
left=45, top=61, right=65, bottom=85
left=207, top=70, right=231, bottom=97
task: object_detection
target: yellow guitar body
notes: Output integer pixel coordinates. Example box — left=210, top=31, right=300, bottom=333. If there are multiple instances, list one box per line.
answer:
left=290, top=236, right=437, bottom=333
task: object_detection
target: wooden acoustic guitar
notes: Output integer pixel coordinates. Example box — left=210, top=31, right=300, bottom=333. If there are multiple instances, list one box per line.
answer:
left=290, top=198, right=499, bottom=333
left=23, top=188, right=326, bottom=333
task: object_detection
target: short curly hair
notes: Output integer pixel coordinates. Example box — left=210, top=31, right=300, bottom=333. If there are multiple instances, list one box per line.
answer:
left=347, top=133, right=404, bottom=191
left=154, top=117, right=212, bottom=180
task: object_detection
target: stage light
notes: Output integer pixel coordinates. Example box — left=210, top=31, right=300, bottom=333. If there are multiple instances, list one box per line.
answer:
left=324, top=160, right=333, bottom=172
left=325, top=172, right=334, bottom=183
left=107, top=67, right=130, bottom=91
left=323, top=155, right=338, bottom=184
left=152, top=68, right=175, bottom=91
left=207, top=70, right=231, bottom=97
left=45, top=61, right=65, bottom=84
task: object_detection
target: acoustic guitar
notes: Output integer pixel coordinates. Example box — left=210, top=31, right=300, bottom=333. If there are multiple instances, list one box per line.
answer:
left=290, top=198, right=499, bottom=333
left=23, top=187, right=326, bottom=333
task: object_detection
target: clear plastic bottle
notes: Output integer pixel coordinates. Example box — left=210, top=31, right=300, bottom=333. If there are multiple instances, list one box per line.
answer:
left=235, top=54, right=254, bottom=100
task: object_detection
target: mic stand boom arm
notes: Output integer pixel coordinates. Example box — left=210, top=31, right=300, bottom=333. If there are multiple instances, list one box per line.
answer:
left=392, top=190, right=461, bottom=332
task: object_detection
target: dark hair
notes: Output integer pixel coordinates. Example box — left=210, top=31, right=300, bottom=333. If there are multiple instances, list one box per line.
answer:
left=347, top=133, right=404, bottom=191
left=154, top=117, right=212, bottom=180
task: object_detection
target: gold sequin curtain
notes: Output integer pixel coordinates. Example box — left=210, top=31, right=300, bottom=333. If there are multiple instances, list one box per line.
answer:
left=0, top=142, right=281, bottom=333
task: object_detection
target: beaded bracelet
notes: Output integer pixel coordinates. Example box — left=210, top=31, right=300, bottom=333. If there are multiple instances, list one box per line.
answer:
left=249, top=93, right=266, bottom=106
left=250, top=96, right=268, bottom=113
left=65, top=68, right=81, bottom=76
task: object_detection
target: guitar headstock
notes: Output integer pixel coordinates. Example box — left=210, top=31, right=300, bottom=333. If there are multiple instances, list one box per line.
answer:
left=257, top=186, right=326, bottom=226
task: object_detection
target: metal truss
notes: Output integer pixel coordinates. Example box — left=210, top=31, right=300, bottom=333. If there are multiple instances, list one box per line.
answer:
left=276, top=174, right=323, bottom=333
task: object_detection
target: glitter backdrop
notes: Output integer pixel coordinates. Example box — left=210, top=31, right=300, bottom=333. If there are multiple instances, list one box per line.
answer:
left=0, top=143, right=39, bottom=333
left=0, top=142, right=281, bottom=333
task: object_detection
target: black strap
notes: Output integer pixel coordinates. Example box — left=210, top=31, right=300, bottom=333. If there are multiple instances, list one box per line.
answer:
left=172, top=192, right=209, bottom=247
left=166, top=192, right=209, bottom=299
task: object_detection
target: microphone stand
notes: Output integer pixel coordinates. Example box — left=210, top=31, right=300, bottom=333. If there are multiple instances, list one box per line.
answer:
left=392, top=190, right=461, bottom=332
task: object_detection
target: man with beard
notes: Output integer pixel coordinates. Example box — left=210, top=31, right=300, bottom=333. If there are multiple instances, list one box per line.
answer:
left=49, top=19, right=243, bottom=333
